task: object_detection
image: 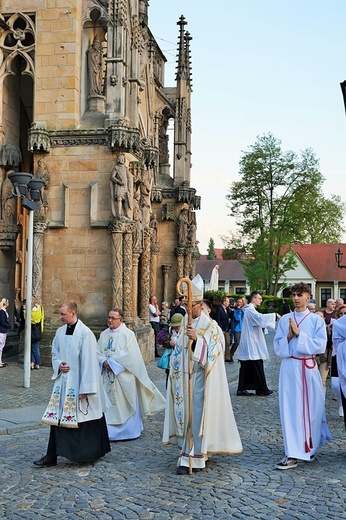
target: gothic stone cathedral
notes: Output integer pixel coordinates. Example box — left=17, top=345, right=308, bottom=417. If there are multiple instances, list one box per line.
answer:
left=0, top=1, right=200, bottom=362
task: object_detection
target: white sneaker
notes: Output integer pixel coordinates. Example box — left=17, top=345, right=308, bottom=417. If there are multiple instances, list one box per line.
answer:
left=276, top=455, right=297, bottom=470
left=339, top=405, right=344, bottom=417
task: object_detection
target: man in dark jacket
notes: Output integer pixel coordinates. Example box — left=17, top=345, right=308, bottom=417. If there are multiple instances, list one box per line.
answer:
left=215, top=296, right=232, bottom=362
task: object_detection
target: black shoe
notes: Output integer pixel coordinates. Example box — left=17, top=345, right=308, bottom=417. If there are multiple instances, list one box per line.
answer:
left=33, top=455, right=57, bottom=467
left=236, top=390, right=254, bottom=396
left=256, top=390, right=273, bottom=396
left=176, top=466, right=189, bottom=475
left=176, top=466, right=201, bottom=475
left=225, top=358, right=233, bottom=363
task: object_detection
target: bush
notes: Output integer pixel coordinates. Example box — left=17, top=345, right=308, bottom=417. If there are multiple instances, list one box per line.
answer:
left=203, top=290, right=292, bottom=314
left=203, top=290, right=226, bottom=302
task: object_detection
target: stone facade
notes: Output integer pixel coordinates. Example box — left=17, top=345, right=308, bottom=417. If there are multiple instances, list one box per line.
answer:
left=0, top=2, right=200, bottom=362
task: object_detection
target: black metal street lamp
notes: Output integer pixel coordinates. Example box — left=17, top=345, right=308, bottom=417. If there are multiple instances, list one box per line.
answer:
left=335, top=248, right=346, bottom=269
left=8, top=172, right=45, bottom=388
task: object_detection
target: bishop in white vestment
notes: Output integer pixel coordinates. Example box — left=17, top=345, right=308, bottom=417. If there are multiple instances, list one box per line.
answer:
left=163, top=275, right=242, bottom=474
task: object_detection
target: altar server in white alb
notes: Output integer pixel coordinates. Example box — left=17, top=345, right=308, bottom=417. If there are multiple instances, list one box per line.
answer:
left=97, top=308, right=166, bottom=441
left=236, top=291, right=280, bottom=396
left=163, top=275, right=243, bottom=475
left=274, top=282, right=332, bottom=470
left=34, top=301, right=110, bottom=467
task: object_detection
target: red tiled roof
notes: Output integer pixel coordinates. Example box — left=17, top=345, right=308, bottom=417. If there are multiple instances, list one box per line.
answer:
left=198, top=244, right=346, bottom=284
left=291, top=243, right=346, bottom=282
left=195, top=259, right=246, bottom=281
left=200, top=248, right=223, bottom=261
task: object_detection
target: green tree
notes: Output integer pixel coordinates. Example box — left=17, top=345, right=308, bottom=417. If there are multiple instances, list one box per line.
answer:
left=220, top=231, right=246, bottom=259
left=195, top=240, right=201, bottom=260
left=226, top=133, right=345, bottom=294
left=206, top=237, right=216, bottom=259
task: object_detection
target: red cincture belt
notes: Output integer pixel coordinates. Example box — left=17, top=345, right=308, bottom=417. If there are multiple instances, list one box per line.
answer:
left=290, top=356, right=316, bottom=453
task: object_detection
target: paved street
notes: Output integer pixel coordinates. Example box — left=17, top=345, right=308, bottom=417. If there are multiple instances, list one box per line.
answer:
left=1, top=331, right=345, bottom=519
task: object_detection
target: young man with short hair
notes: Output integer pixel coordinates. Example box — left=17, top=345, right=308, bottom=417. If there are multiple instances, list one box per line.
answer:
left=274, top=282, right=332, bottom=470
left=236, top=291, right=279, bottom=396
left=34, top=301, right=111, bottom=467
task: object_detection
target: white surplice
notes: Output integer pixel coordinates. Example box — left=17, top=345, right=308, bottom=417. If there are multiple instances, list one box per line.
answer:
left=237, top=303, right=276, bottom=361
left=42, top=320, right=106, bottom=428
left=274, top=310, right=332, bottom=460
left=163, top=311, right=243, bottom=469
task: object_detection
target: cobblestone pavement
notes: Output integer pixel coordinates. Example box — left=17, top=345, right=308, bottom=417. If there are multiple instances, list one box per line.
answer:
left=1, top=331, right=346, bottom=519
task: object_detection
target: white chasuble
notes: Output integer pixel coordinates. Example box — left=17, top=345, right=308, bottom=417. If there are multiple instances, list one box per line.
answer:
left=163, top=311, right=243, bottom=463
left=97, top=323, right=165, bottom=427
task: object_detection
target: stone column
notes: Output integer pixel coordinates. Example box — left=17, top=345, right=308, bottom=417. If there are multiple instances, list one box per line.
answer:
left=32, top=219, right=48, bottom=301
left=109, top=220, right=125, bottom=308
left=132, top=252, right=140, bottom=320
left=161, top=264, right=172, bottom=303
left=139, top=228, right=151, bottom=320
left=191, top=249, right=198, bottom=279
left=184, top=250, right=192, bottom=279
left=175, top=247, right=185, bottom=282
left=150, top=240, right=160, bottom=297
left=123, top=222, right=134, bottom=323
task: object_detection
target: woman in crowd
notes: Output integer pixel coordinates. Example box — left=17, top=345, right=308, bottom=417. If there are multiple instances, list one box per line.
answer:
left=0, top=297, right=11, bottom=367
left=330, top=304, right=346, bottom=417
left=159, top=301, right=170, bottom=330
left=29, top=297, right=44, bottom=369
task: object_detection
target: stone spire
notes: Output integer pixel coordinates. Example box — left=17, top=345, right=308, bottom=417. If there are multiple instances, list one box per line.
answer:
left=173, top=16, right=193, bottom=186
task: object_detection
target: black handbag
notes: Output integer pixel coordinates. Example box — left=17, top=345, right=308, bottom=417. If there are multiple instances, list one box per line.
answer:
left=31, top=322, right=42, bottom=342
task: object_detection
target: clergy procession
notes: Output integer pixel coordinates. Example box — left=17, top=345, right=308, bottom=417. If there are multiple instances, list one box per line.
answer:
left=2, top=278, right=346, bottom=518
left=23, top=275, right=346, bottom=478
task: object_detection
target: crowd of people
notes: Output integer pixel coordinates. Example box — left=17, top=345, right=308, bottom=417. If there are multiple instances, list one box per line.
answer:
left=2, top=279, right=346, bottom=474
left=0, top=297, right=44, bottom=370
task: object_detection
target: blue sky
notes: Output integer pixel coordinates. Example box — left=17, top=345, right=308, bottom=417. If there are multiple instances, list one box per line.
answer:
left=149, top=1, right=346, bottom=253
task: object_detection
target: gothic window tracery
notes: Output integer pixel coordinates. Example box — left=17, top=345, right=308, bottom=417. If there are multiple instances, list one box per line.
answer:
left=0, top=13, right=35, bottom=80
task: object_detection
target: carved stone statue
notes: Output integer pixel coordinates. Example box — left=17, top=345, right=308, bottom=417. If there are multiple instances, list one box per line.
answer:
left=36, top=158, right=50, bottom=184
left=188, top=221, right=196, bottom=247
left=87, top=35, right=103, bottom=96
left=159, top=123, right=169, bottom=165
left=177, top=204, right=189, bottom=246
left=36, top=158, right=50, bottom=212
left=140, top=168, right=152, bottom=227
left=110, top=153, right=132, bottom=219
left=1, top=171, right=16, bottom=223
left=133, top=186, right=143, bottom=250
left=149, top=213, right=158, bottom=243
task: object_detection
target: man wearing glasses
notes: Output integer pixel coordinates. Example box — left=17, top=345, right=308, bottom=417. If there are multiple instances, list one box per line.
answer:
left=163, top=275, right=243, bottom=474
left=97, top=308, right=165, bottom=441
